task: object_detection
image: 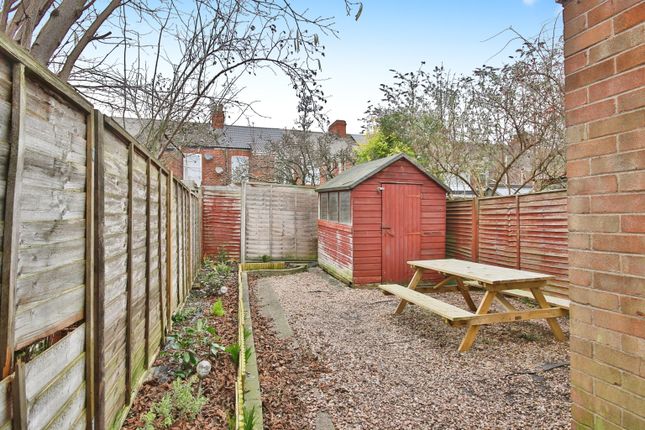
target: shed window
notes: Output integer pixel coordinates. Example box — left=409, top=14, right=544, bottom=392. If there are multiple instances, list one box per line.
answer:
left=339, top=191, right=351, bottom=224
left=328, top=192, right=338, bottom=222
left=320, top=193, right=328, bottom=219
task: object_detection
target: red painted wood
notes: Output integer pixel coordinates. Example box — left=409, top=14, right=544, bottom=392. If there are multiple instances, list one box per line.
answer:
left=353, top=160, right=445, bottom=285
left=445, top=190, right=568, bottom=297
left=202, top=186, right=241, bottom=259
left=382, top=184, right=421, bottom=283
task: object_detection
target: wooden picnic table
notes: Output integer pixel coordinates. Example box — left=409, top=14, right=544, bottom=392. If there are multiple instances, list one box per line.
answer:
left=379, top=258, right=566, bottom=352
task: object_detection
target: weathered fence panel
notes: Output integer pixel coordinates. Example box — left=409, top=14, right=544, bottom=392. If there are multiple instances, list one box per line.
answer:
left=446, top=190, right=568, bottom=297
left=202, top=185, right=242, bottom=260
left=0, top=34, right=202, bottom=430
left=243, top=182, right=317, bottom=261
left=202, top=182, right=318, bottom=262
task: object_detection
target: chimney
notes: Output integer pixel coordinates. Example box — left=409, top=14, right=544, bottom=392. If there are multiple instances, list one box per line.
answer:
left=328, top=119, right=347, bottom=138
left=211, top=104, right=225, bottom=129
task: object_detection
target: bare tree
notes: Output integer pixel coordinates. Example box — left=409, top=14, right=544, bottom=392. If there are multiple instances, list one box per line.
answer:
left=260, top=86, right=354, bottom=185
left=364, top=26, right=565, bottom=196
left=1, top=0, right=363, bottom=155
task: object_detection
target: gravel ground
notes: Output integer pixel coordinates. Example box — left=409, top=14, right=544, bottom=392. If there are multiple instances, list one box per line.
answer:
left=256, top=268, right=571, bottom=430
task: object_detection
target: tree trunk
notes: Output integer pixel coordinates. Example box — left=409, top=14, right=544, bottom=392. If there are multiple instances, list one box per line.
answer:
left=30, top=0, right=87, bottom=65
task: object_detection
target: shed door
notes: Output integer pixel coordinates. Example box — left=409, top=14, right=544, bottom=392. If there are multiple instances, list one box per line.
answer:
left=382, top=184, right=421, bottom=283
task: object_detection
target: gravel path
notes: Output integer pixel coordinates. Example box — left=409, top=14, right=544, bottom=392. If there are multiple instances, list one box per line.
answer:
left=256, top=269, right=571, bottom=430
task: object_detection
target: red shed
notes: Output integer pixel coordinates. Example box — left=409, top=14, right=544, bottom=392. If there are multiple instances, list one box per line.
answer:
left=316, top=154, right=449, bottom=286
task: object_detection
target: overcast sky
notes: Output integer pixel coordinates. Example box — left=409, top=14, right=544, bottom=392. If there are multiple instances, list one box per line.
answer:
left=230, top=0, right=564, bottom=134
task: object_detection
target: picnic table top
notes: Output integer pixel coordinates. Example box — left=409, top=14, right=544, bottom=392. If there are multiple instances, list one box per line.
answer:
left=407, top=259, right=555, bottom=285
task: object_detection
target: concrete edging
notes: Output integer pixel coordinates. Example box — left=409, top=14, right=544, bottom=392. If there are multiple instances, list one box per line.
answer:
left=239, top=270, right=264, bottom=429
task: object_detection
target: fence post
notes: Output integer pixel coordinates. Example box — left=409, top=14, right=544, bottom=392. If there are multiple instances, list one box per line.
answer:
left=0, top=63, right=26, bottom=378
left=269, top=184, right=273, bottom=258
left=158, top=168, right=165, bottom=339
left=240, top=182, right=247, bottom=263
left=166, top=173, right=173, bottom=330
left=125, top=143, right=134, bottom=403
left=187, top=189, right=192, bottom=289
left=516, top=195, right=521, bottom=269
left=12, top=360, right=26, bottom=429
left=145, top=158, right=152, bottom=367
left=84, top=109, right=96, bottom=429
left=93, top=111, right=106, bottom=430
left=471, top=198, right=479, bottom=262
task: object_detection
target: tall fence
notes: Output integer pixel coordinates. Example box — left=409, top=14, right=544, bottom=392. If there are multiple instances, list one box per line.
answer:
left=203, top=182, right=318, bottom=262
left=0, top=35, right=201, bottom=430
left=446, top=190, right=568, bottom=297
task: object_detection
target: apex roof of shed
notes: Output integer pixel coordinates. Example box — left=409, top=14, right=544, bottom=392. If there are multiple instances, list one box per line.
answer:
left=316, top=153, right=450, bottom=193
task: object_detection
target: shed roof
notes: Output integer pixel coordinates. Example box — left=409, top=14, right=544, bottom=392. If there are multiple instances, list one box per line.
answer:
left=316, top=153, right=450, bottom=192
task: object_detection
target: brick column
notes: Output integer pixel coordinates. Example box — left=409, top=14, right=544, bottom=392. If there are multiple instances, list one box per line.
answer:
left=562, top=1, right=644, bottom=429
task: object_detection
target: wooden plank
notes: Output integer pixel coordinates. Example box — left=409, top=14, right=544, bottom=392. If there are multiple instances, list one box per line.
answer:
left=145, top=158, right=151, bottom=366
left=469, top=307, right=566, bottom=325
left=125, top=142, right=133, bottom=404
left=0, top=33, right=93, bottom=113
left=380, top=284, right=475, bottom=321
left=0, top=375, right=11, bottom=427
left=166, top=173, right=173, bottom=328
left=458, top=290, right=496, bottom=352
left=93, top=111, right=106, bottom=430
left=502, top=288, right=570, bottom=309
left=0, top=63, right=25, bottom=378
left=394, top=268, right=424, bottom=314
left=240, top=182, right=246, bottom=263
left=84, top=110, right=95, bottom=429
left=408, top=259, right=554, bottom=285
left=12, top=360, right=26, bottom=430
left=531, top=288, right=566, bottom=341
left=157, top=169, right=165, bottom=339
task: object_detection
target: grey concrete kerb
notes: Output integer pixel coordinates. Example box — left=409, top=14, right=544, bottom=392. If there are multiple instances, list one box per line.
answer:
left=240, top=271, right=264, bottom=429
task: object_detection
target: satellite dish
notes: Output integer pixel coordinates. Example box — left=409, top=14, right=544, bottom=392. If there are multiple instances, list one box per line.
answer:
left=215, top=166, right=224, bottom=174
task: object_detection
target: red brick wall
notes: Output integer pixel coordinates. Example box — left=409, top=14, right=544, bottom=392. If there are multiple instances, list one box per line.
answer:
left=562, top=1, right=644, bottom=429
left=160, top=150, right=183, bottom=179
left=178, top=148, right=274, bottom=186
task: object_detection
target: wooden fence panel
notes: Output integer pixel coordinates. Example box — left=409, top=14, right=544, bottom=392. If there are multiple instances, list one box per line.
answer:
left=446, top=190, right=568, bottom=297
left=24, top=324, right=86, bottom=429
left=445, top=199, right=474, bottom=261
left=478, top=196, right=519, bottom=268
left=101, top=127, right=129, bottom=427
left=0, top=34, right=202, bottom=430
left=130, top=151, right=148, bottom=388
left=202, top=185, right=241, bottom=260
left=0, top=375, right=11, bottom=428
left=243, top=182, right=317, bottom=261
left=519, top=192, right=569, bottom=297
left=14, top=70, right=88, bottom=349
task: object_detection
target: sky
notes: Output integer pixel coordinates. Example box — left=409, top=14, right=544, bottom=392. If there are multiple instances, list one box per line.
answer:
left=233, top=0, right=564, bottom=134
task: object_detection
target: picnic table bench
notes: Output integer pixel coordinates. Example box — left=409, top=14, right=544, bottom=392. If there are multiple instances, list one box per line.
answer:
left=379, top=259, right=567, bottom=352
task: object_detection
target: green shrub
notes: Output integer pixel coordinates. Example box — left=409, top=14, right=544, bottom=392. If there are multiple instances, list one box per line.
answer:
left=137, top=378, right=206, bottom=428
left=172, top=377, right=207, bottom=420
left=211, top=299, right=225, bottom=317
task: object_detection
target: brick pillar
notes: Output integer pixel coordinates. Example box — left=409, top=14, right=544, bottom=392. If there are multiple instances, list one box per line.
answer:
left=562, top=1, right=644, bottom=429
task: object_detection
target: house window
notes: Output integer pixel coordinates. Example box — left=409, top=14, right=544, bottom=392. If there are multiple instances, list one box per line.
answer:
left=231, top=155, right=249, bottom=183
left=339, top=191, right=351, bottom=224
left=183, top=153, right=202, bottom=186
left=320, top=193, right=328, bottom=220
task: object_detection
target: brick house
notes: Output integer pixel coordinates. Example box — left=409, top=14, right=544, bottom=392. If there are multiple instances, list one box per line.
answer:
left=127, top=109, right=362, bottom=187
left=560, top=1, right=644, bottom=429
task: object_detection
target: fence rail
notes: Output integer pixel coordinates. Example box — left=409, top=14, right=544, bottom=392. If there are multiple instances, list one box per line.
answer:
left=446, top=190, right=568, bottom=297
left=0, top=34, right=201, bottom=430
